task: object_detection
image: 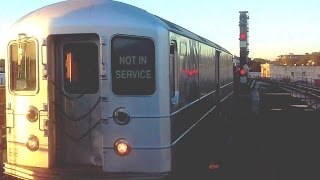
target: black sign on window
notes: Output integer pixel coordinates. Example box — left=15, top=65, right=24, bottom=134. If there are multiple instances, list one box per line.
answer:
left=112, top=36, right=155, bottom=95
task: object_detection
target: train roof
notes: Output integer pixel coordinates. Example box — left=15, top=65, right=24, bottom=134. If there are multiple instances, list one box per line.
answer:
left=12, top=0, right=230, bottom=54
left=156, top=16, right=230, bottom=53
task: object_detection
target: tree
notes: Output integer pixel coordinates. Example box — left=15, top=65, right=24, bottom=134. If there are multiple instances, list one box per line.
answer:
left=248, top=58, right=271, bottom=72
left=0, top=59, right=4, bottom=72
left=309, top=52, right=320, bottom=65
left=273, top=52, right=320, bottom=66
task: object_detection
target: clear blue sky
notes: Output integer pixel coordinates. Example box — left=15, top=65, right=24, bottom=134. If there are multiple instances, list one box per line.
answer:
left=1, top=0, right=320, bottom=60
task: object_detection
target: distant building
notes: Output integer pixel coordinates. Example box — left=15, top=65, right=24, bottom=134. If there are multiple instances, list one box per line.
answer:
left=233, top=57, right=240, bottom=66
left=261, top=63, right=270, bottom=77
left=261, top=64, right=320, bottom=84
left=278, top=53, right=306, bottom=60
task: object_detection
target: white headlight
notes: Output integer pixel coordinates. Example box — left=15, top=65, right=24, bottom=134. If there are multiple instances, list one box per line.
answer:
left=26, top=106, right=38, bottom=122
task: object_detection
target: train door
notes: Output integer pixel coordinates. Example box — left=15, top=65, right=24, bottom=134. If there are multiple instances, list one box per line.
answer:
left=49, top=34, right=102, bottom=166
left=6, top=36, right=50, bottom=168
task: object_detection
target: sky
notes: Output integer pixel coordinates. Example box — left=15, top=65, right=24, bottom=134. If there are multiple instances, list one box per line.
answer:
left=1, top=0, right=320, bottom=60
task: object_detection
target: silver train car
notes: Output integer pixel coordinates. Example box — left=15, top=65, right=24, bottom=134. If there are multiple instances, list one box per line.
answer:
left=3, top=0, right=233, bottom=179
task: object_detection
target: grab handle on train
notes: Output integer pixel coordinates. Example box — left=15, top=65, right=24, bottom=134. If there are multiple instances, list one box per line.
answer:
left=6, top=109, right=14, bottom=129
left=38, top=110, right=48, bottom=132
left=171, top=91, right=179, bottom=106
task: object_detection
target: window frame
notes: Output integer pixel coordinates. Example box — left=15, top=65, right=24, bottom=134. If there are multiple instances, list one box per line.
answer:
left=111, top=35, right=156, bottom=96
left=61, top=41, right=100, bottom=95
left=170, top=40, right=178, bottom=98
left=8, top=37, right=39, bottom=95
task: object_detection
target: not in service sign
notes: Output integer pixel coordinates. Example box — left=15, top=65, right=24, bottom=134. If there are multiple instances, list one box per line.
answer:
left=112, top=36, right=155, bottom=95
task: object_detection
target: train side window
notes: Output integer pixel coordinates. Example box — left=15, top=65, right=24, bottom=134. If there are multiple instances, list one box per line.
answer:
left=63, top=42, right=99, bottom=94
left=10, top=40, right=37, bottom=91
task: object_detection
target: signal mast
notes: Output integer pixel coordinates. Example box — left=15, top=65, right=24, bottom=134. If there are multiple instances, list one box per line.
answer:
left=238, top=11, right=249, bottom=93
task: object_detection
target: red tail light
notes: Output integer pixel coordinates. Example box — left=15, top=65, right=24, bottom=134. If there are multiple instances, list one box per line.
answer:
left=114, top=138, right=131, bottom=156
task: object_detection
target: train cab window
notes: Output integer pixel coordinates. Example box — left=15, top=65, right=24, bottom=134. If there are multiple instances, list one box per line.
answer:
left=10, top=40, right=37, bottom=91
left=63, top=42, right=99, bottom=94
left=111, top=36, right=155, bottom=95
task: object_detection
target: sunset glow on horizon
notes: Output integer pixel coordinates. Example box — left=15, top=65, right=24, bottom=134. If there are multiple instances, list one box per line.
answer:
left=1, top=0, right=320, bottom=60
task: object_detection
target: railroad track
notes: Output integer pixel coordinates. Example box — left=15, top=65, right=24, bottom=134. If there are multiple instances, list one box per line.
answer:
left=257, top=78, right=320, bottom=110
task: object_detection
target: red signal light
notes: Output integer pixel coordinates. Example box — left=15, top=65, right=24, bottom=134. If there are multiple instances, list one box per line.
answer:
left=240, top=33, right=246, bottom=40
left=240, top=69, right=246, bottom=75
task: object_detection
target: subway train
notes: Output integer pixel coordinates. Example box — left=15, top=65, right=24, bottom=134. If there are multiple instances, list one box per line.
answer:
left=3, top=0, right=233, bottom=179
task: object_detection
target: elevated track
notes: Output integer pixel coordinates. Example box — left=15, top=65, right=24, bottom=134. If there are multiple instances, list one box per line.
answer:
left=257, top=78, right=320, bottom=111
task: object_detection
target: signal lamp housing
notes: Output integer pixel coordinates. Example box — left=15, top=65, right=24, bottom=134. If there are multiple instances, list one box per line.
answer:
left=240, top=33, right=246, bottom=40
left=240, top=69, right=246, bottom=75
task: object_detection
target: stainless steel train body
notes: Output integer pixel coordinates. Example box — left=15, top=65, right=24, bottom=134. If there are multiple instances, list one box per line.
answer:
left=3, top=0, right=233, bottom=179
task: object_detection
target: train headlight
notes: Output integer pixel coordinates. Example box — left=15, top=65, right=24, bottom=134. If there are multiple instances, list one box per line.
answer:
left=113, top=108, right=130, bottom=125
left=26, top=106, right=38, bottom=122
left=26, top=135, right=39, bottom=151
left=114, top=138, right=131, bottom=156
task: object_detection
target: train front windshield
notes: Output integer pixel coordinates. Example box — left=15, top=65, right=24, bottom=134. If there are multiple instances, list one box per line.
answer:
left=9, top=40, right=37, bottom=91
left=63, top=42, right=99, bottom=94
